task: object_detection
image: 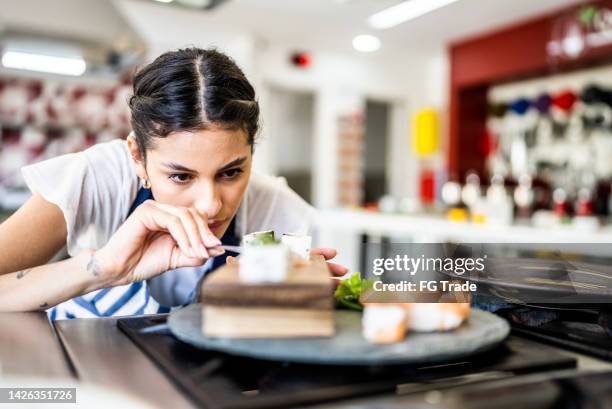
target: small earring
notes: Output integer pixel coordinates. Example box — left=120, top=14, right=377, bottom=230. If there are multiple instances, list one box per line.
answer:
left=142, top=178, right=151, bottom=189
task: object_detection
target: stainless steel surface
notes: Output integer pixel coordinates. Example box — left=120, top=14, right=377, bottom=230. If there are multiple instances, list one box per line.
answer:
left=2, top=311, right=611, bottom=409
left=54, top=316, right=197, bottom=409
left=0, top=312, right=72, bottom=379
left=307, top=337, right=612, bottom=409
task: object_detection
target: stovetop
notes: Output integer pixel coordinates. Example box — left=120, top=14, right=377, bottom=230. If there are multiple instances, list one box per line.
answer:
left=499, top=307, right=612, bottom=361
left=118, top=314, right=578, bottom=409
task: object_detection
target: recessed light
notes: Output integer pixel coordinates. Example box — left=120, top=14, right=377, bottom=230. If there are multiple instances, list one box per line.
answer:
left=368, top=0, right=460, bottom=30
left=352, top=34, right=381, bottom=52
left=2, top=50, right=86, bottom=76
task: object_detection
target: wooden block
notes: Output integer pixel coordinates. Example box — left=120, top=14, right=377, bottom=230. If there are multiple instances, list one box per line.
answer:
left=199, top=255, right=334, bottom=310
left=202, top=306, right=335, bottom=338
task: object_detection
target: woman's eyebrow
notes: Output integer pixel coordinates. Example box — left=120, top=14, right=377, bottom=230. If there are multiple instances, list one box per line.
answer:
left=219, top=157, right=247, bottom=172
left=161, top=162, right=197, bottom=173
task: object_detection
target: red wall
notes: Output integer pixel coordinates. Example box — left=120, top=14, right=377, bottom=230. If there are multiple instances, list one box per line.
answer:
left=448, top=0, right=612, bottom=181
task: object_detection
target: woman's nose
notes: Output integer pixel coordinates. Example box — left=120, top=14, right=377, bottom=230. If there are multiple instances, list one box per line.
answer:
left=194, top=183, right=222, bottom=219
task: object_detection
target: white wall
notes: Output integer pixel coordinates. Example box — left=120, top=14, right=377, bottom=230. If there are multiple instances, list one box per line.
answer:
left=256, top=42, right=448, bottom=207
left=113, top=0, right=450, bottom=212
left=267, top=88, right=313, bottom=173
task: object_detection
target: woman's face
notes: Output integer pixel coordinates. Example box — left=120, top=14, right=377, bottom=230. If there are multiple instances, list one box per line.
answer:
left=129, top=126, right=252, bottom=238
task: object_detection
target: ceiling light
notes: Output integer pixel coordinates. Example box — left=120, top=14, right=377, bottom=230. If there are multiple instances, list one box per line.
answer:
left=352, top=35, right=381, bottom=52
left=368, top=0, right=460, bottom=30
left=153, top=0, right=174, bottom=3
left=176, top=0, right=212, bottom=7
left=1, top=50, right=87, bottom=76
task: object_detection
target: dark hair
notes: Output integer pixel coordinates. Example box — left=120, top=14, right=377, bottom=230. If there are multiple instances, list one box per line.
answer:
left=129, top=47, right=259, bottom=158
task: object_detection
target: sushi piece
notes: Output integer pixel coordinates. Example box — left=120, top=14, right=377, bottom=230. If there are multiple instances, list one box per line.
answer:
left=239, top=242, right=289, bottom=283
left=362, top=302, right=471, bottom=343
left=243, top=230, right=277, bottom=245
left=404, top=303, right=470, bottom=332
left=281, top=233, right=312, bottom=261
left=362, top=304, right=407, bottom=344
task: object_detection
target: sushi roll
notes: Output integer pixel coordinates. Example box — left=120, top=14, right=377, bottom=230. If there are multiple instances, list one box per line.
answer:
left=243, top=230, right=277, bottom=245
left=361, top=302, right=471, bottom=343
left=281, top=234, right=312, bottom=261
left=362, top=304, right=407, bottom=344
left=404, top=303, right=470, bottom=332
left=239, top=242, right=289, bottom=283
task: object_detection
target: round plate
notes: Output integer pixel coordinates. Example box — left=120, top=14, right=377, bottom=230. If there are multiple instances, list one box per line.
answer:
left=168, top=304, right=510, bottom=366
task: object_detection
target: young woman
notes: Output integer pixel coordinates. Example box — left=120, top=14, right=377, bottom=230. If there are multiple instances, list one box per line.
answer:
left=0, top=48, right=347, bottom=319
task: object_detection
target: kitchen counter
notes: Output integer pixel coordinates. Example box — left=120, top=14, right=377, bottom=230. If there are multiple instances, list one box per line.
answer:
left=1, top=312, right=611, bottom=409
left=0, top=312, right=195, bottom=409
left=0, top=313, right=72, bottom=379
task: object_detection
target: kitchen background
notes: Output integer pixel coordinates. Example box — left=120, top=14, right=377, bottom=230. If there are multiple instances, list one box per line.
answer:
left=1, top=0, right=612, bottom=271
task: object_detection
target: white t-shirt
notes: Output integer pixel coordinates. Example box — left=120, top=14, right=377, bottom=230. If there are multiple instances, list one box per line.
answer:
left=21, top=139, right=316, bottom=313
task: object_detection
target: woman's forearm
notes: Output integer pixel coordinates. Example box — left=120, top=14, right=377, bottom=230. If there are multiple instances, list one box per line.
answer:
left=0, top=250, right=115, bottom=312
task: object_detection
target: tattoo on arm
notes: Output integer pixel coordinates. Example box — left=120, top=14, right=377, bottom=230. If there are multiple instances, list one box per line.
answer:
left=87, top=252, right=101, bottom=277
left=16, top=269, right=31, bottom=279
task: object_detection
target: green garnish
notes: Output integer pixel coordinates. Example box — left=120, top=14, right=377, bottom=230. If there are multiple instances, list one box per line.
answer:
left=244, top=230, right=278, bottom=245
left=334, top=273, right=374, bottom=311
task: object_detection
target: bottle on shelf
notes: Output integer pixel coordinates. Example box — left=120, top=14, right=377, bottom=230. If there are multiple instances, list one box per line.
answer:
left=486, top=173, right=513, bottom=226
left=513, top=173, right=535, bottom=221
left=573, top=172, right=599, bottom=231
left=552, top=187, right=571, bottom=221
left=462, top=172, right=483, bottom=223
left=575, top=187, right=593, bottom=216
left=441, top=175, right=466, bottom=222
left=461, top=172, right=481, bottom=210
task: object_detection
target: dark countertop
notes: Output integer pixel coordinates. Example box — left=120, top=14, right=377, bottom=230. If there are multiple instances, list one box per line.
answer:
left=0, top=313, right=72, bottom=379
left=0, top=312, right=195, bottom=409
left=1, top=312, right=611, bottom=409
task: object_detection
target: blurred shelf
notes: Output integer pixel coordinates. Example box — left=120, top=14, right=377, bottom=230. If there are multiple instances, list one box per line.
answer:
left=0, top=187, right=30, bottom=212
left=316, top=208, right=612, bottom=244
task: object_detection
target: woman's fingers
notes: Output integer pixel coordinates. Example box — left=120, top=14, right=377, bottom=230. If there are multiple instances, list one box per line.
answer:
left=155, top=204, right=204, bottom=257
left=155, top=203, right=221, bottom=258
left=141, top=202, right=205, bottom=259
left=172, top=246, right=209, bottom=269
left=311, top=247, right=337, bottom=260
left=188, top=208, right=221, bottom=251
left=163, top=213, right=199, bottom=259
left=188, top=208, right=209, bottom=254
left=310, top=247, right=349, bottom=277
left=178, top=208, right=210, bottom=258
left=327, top=262, right=349, bottom=276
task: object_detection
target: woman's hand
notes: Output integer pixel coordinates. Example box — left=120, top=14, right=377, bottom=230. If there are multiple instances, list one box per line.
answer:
left=310, top=247, right=349, bottom=278
left=93, top=200, right=223, bottom=286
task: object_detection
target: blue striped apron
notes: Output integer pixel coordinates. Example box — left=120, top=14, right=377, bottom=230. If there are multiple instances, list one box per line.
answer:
left=48, top=187, right=239, bottom=320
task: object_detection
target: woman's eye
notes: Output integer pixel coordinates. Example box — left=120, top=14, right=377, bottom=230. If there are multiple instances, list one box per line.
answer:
left=169, top=173, right=193, bottom=184
left=220, top=168, right=243, bottom=179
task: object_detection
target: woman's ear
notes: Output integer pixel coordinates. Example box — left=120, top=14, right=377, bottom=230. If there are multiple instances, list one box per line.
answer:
left=126, top=132, right=148, bottom=180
